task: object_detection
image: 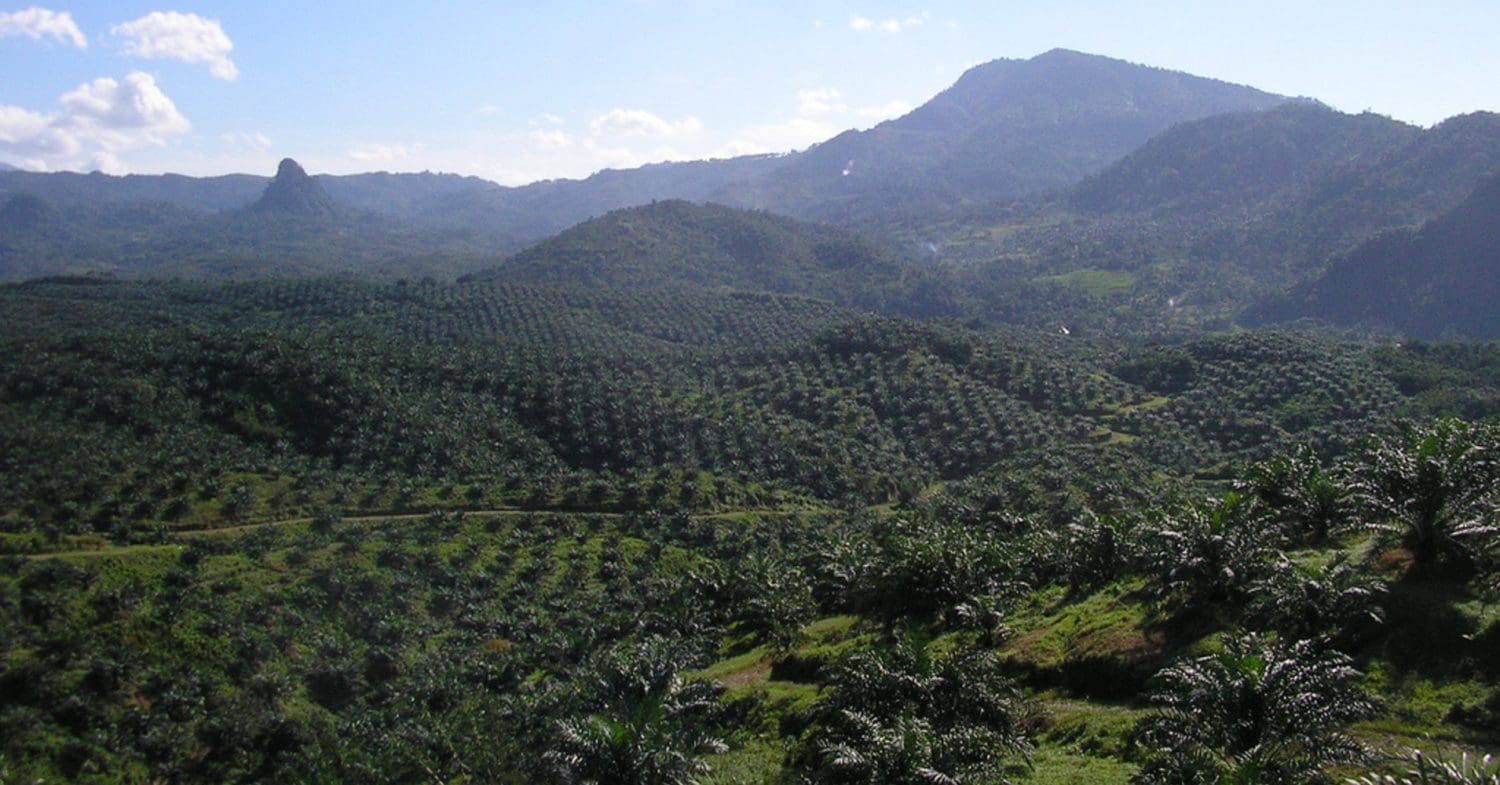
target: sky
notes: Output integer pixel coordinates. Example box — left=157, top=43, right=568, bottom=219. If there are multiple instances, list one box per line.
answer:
left=2, top=1, right=1498, bottom=185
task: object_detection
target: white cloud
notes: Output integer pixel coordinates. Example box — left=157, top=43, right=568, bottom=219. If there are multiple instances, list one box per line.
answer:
left=849, top=11, right=929, bottom=33
left=348, top=142, right=420, bottom=164
left=0, top=105, right=59, bottom=146
left=797, top=88, right=846, bottom=116
left=857, top=99, right=913, bottom=120
left=0, top=7, right=86, bottom=48
left=111, top=11, right=238, bottom=81
left=589, top=108, right=702, bottom=138
left=0, top=71, right=191, bottom=172
left=60, top=72, right=191, bottom=140
left=221, top=131, right=271, bottom=150
left=528, top=129, right=572, bottom=150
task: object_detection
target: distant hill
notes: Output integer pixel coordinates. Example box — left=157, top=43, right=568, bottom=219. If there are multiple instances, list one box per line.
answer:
left=0, top=160, right=519, bottom=280
left=406, top=155, right=790, bottom=242
left=1244, top=169, right=1500, bottom=338
left=248, top=158, right=339, bottom=220
left=714, top=48, right=1287, bottom=224
left=908, top=103, right=1500, bottom=335
left=1254, top=111, right=1500, bottom=262
left=1067, top=102, right=1417, bottom=217
left=468, top=200, right=959, bottom=317
left=0, top=169, right=266, bottom=212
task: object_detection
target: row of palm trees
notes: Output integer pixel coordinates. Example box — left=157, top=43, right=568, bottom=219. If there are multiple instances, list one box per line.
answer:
left=539, top=418, right=1498, bottom=784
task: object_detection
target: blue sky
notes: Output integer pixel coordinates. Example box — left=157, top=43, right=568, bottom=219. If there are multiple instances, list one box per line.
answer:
left=3, top=1, right=1498, bottom=184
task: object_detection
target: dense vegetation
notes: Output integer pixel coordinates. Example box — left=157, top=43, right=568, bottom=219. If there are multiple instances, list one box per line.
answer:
left=467, top=200, right=958, bottom=319
left=2, top=277, right=1497, bottom=784
left=1246, top=170, right=1500, bottom=338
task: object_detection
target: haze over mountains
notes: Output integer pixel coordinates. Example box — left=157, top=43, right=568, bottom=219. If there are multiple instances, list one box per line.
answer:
left=3, top=48, right=1500, bottom=337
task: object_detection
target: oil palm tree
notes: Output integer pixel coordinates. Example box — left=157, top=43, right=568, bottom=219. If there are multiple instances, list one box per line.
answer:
left=1347, top=419, right=1498, bottom=576
left=1238, top=445, right=1351, bottom=543
left=1349, top=750, right=1499, bottom=785
left=1133, top=633, right=1376, bottom=785
left=799, top=637, right=1033, bottom=784
left=544, top=637, right=726, bottom=785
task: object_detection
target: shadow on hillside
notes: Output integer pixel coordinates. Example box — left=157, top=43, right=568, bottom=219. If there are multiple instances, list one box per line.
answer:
left=1374, top=574, right=1490, bottom=679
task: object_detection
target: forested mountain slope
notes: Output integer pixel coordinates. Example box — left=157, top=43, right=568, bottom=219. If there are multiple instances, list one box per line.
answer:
left=467, top=200, right=960, bottom=317
left=919, top=106, right=1500, bottom=336
left=1066, top=102, right=1417, bottom=217
left=714, top=48, right=1286, bottom=224
left=1246, top=169, right=1500, bottom=338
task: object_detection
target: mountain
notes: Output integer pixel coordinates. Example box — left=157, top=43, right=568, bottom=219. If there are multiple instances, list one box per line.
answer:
left=0, top=49, right=1285, bottom=240
left=0, top=169, right=265, bottom=212
left=1066, top=102, right=1417, bottom=217
left=467, top=200, right=959, bottom=317
left=249, top=158, right=339, bottom=220
left=0, top=161, right=525, bottom=280
left=1255, top=111, right=1500, bottom=262
left=900, top=103, right=1500, bottom=335
left=399, top=154, right=790, bottom=243
left=1244, top=170, right=1500, bottom=338
left=714, top=48, right=1288, bottom=224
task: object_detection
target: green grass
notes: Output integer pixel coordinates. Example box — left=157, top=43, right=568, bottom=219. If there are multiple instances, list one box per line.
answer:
left=1033, top=269, right=1137, bottom=299
left=1000, top=581, right=1163, bottom=699
left=697, top=646, right=773, bottom=685
left=1003, top=582, right=1157, bottom=667
left=703, top=738, right=788, bottom=785
left=1041, top=698, right=1148, bottom=758
left=1014, top=746, right=1138, bottom=785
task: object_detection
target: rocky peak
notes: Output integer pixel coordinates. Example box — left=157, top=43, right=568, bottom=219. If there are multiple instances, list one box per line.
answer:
left=250, top=158, right=337, bottom=219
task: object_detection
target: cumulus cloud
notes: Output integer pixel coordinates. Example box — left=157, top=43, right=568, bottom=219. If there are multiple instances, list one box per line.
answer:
left=849, top=11, right=929, bottom=33
left=0, top=7, right=86, bottom=48
left=528, top=129, right=571, bottom=150
left=797, top=88, right=846, bottom=116
left=589, top=108, right=702, bottom=138
left=61, top=73, right=191, bottom=139
left=112, top=11, right=238, bottom=80
left=0, top=106, right=59, bottom=147
left=0, top=71, right=191, bottom=172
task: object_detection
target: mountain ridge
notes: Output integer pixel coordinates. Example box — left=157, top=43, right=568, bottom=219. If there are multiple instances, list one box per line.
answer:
left=711, top=48, right=1288, bottom=224
left=1, top=49, right=1287, bottom=241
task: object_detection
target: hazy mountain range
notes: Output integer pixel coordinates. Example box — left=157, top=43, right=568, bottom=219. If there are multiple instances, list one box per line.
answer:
left=3, top=48, right=1500, bottom=337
